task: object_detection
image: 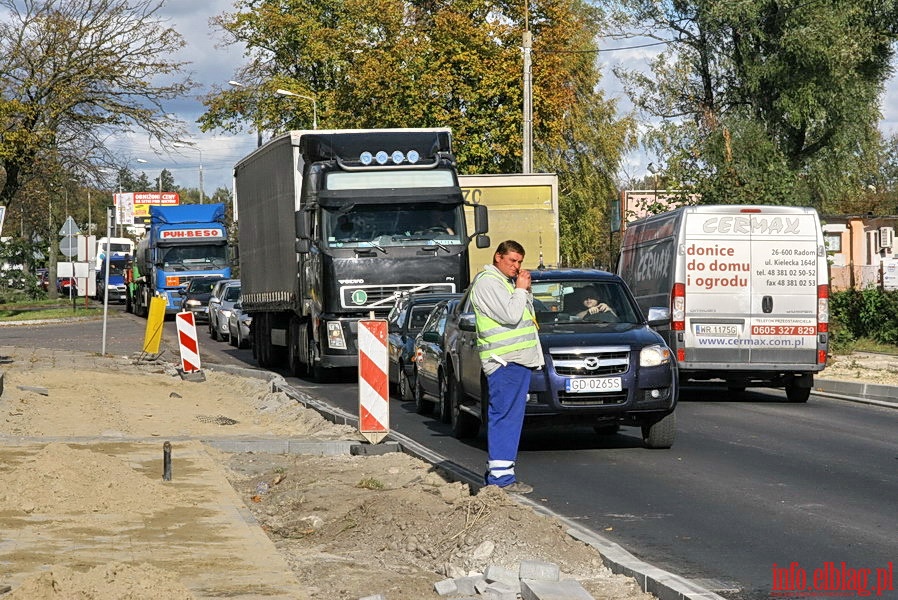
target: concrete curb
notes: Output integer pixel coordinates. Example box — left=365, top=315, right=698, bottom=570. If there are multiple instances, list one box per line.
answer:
left=813, top=377, right=898, bottom=406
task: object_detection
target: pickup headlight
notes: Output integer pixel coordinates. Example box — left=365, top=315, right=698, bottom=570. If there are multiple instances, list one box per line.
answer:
left=640, top=344, right=672, bottom=367
left=220, top=310, right=232, bottom=319
left=186, top=299, right=202, bottom=308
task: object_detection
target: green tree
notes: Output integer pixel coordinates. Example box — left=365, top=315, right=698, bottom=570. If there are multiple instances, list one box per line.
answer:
left=612, top=0, right=898, bottom=210
left=203, top=0, right=634, bottom=262
left=0, top=0, right=195, bottom=213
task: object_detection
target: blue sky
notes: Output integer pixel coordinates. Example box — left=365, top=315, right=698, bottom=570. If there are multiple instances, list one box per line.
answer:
left=126, top=2, right=898, bottom=195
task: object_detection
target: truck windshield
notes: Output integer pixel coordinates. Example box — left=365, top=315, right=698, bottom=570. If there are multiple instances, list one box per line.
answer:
left=161, top=245, right=229, bottom=271
left=530, top=280, right=641, bottom=325
left=324, top=203, right=464, bottom=249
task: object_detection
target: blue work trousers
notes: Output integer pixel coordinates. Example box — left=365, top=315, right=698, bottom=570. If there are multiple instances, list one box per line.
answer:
left=485, top=362, right=531, bottom=487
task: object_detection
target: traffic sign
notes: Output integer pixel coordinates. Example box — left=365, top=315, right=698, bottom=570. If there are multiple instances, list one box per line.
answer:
left=60, top=235, right=78, bottom=257
left=59, top=216, right=80, bottom=237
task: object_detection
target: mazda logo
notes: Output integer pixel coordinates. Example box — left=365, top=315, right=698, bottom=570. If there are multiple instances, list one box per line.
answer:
left=583, top=357, right=600, bottom=370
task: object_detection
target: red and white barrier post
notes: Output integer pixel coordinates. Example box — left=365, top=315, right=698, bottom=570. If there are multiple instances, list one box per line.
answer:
left=175, top=311, right=202, bottom=374
left=358, top=318, right=389, bottom=444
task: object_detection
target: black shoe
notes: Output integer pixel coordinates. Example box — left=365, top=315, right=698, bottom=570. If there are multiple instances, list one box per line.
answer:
left=500, top=481, right=533, bottom=494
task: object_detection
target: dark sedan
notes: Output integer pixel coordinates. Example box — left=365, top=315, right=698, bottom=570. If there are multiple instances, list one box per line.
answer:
left=387, top=292, right=462, bottom=401
left=177, top=276, right=225, bottom=323
left=412, top=298, right=461, bottom=423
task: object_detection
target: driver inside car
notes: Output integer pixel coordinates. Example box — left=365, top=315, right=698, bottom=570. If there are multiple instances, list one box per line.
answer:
left=575, top=286, right=617, bottom=320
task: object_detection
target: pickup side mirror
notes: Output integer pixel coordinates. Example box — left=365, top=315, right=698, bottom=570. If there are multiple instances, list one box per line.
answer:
left=646, top=307, right=670, bottom=328
left=458, top=313, right=476, bottom=332
left=422, top=331, right=440, bottom=343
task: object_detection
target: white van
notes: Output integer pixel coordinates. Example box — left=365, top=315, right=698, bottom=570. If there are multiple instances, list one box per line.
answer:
left=617, top=205, right=829, bottom=402
left=95, top=237, right=134, bottom=270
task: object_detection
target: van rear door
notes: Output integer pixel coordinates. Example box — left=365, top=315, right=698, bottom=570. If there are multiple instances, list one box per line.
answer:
left=682, top=207, right=822, bottom=369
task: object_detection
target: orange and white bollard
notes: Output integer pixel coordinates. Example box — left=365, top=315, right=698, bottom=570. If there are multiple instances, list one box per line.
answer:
left=358, top=319, right=388, bottom=444
left=175, top=311, right=202, bottom=374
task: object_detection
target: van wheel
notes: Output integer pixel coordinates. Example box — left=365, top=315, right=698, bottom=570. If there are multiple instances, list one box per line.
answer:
left=448, top=376, right=480, bottom=439
left=413, top=369, right=431, bottom=415
left=642, top=412, right=676, bottom=449
left=785, top=386, right=811, bottom=403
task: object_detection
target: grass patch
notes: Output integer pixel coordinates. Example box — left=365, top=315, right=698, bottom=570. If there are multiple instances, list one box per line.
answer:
left=834, top=338, right=898, bottom=356
left=0, top=298, right=104, bottom=321
left=355, top=477, right=385, bottom=491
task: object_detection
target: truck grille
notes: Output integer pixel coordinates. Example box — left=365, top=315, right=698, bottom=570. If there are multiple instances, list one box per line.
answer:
left=549, top=346, right=630, bottom=377
left=340, top=283, right=456, bottom=310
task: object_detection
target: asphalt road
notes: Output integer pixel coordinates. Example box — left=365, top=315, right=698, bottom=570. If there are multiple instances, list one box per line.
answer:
left=6, top=309, right=897, bottom=600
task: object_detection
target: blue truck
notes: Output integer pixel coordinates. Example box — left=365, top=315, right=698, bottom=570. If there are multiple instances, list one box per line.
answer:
left=129, top=203, right=231, bottom=317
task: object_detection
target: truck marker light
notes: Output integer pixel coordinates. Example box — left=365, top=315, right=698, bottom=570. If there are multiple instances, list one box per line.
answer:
left=360, top=151, right=373, bottom=165
left=677, top=348, right=686, bottom=362
left=391, top=150, right=405, bottom=164
left=407, top=150, right=420, bottom=164
left=375, top=151, right=389, bottom=165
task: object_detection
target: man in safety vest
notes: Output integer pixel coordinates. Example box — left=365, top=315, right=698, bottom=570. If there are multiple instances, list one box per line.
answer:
left=470, top=240, right=544, bottom=494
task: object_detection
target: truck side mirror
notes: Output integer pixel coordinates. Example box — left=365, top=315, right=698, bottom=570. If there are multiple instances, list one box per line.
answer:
left=473, top=204, right=488, bottom=235
left=476, top=234, right=491, bottom=249
left=646, top=307, right=670, bottom=327
left=295, top=210, right=311, bottom=254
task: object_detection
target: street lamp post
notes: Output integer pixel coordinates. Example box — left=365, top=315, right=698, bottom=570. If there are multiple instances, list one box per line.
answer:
left=229, top=80, right=263, bottom=147
left=173, top=142, right=204, bottom=204
left=276, top=88, right=318, bottom=130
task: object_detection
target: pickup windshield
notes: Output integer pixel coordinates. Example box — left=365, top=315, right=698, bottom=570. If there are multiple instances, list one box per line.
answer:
left=530, top=280, right=641, bottom=326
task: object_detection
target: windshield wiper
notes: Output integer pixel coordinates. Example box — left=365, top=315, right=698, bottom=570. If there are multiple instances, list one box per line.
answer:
left=395, top=236, right=450, bottom=252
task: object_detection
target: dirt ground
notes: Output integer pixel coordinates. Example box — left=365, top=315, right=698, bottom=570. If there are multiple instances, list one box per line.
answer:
left=0, top=346, right=658, bottom=600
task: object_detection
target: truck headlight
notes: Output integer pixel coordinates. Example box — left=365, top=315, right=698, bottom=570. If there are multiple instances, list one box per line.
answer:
left=640, top=344, right=672, bottom=367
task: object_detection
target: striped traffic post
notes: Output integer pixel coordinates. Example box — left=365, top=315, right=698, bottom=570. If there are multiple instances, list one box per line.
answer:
left=358, top=318, right=388, bottom=444
left=175, top=311, right=202, bottom=374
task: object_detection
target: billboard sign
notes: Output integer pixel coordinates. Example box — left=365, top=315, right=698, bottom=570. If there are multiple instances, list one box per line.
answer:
left=131, top=192, right=180, bottom=218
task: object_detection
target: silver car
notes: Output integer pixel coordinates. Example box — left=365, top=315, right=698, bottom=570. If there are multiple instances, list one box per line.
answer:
left=208, top=279, right=241, bottom=342
left=227, top=299, right=252, bottom=349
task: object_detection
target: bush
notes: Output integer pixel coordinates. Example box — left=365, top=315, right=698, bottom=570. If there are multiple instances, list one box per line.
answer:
left=830, top=288, right=898, bottom=348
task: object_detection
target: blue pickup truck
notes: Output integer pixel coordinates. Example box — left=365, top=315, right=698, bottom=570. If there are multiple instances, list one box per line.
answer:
left=443, top=268, right=679, bottom=448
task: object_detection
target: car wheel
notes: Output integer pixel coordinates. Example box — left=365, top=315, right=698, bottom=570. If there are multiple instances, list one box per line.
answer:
left=413, top=368, right=431, bottom=415
left=437, top=372, right=451, bottom=424
left=641, top=412, right=676, bottom=449
left=210, top=318, right=220, bottom=341
left=398, top=365, right=412, bottom=402
left=229, top=327, right=238, bottom=347
left=448, top=375, right=480, bottom=439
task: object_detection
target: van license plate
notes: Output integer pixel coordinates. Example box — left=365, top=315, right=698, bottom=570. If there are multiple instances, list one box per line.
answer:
left=566, top=377, right=622, bottom=393
left=694, top=324, right=739, bottom=336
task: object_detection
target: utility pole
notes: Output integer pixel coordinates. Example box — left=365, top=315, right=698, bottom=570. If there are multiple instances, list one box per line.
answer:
left=522, top=9, right=533, bottom=174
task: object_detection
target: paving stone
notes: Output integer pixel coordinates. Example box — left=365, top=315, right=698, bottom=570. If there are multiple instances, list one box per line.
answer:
left=521, top=578, right=595, bottom=600
left=455, top=574, right=486, bottom=596
left=434, top=578, right=458, bottom=596
left=484, top=564, right=519, bottom=587
left=519, top=559, right=560, bottom=582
